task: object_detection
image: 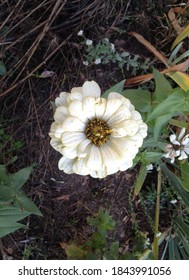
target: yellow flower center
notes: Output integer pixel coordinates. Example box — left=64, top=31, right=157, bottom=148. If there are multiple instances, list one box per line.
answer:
left=85, top=118, right=111, bottom=147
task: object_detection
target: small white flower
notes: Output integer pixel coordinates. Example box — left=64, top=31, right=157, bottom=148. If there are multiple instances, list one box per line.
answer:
left=83, top=61, right=89, bottom=66
left=49, top=81, right=148, bottom=178
left=156, top=232, right=161, bottom=238
left=146, top=164, right=153, bottom=172
left=170, top=199, right=177, bottom=204
left=86, top=39, right=93, bottom=46
left=94, top=58, right=101, bottom=65
left=163, top=128, right=189, bottom=163
left=110, top=43, right=115, bottom=51
left=77, top=30, right=84, bottom=36
left=144, top=238, right=150, bottom=247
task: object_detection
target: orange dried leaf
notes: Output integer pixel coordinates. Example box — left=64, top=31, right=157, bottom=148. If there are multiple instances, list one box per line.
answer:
left=129, top=32, right=169, bottom=67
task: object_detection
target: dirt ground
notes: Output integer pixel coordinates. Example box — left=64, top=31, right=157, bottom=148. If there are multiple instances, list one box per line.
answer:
left=0, top=0, right=186, bottom=259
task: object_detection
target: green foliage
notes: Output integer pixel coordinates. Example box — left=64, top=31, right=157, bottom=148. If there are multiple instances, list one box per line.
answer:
left=64, top=208, right=151, bottom=260
left=0, top=126, right=23, bottom=162
left=0, top=164, right=42, bottom=238
left=80, top=37, right=151, bottom=75
left=65, top=208, right=117, bottom=260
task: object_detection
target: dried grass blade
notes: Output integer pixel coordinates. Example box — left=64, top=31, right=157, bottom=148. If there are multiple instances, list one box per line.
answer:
left=129, top=32, right=169, bottom=67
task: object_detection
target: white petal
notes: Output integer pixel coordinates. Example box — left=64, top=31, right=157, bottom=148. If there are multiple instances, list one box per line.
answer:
left=119, top=159, right=133, bottom=171
left=61, top=131, right=85, bottom=147
left=138, top=122, right=148, bottom=138
left=82, top=97, right=96, bottom=119
left=95, top=98, right=107, bottom=118
left=170, top=134, right=178, bottom=144
left=107, top=106, right=131, bottom=126
left=71, top=87, right=82, bottom=94
left=100, top=142, right=120, bottom=166
left=90, top=169, right=107, bottom=178
left=62, top=146, right=77, bottom=159
left=62, top=117, right=85, bottom=131
left=131, top=110, right=142, bottom=121
left=50, top=138, right=64, bottom=153
left=103, top=98, right=123, bottom=121
left=69, top=88, right=83, bottom=101
left=182, top=135, right=189, bottom=146
left=109, top=136, right=138, bottom=158
left=178, top=128, right=186, bottom=141
left=108, top=92, right=125, bottom=101
left=58, top=156, right=74, bottom=173
left=111, top=120, right=139, bottom=137
left=184, top=144, right=189, bottom=154
left=49, top=123, right=63, bottom=138
left=82, top=81, right=101, bottom=98
left=77, top=139, right=92, bottom=157
left=68, top=100, right=88, bottom=122
left=54, top=106, right=68, bottom=123
left=178, top=150, right=188, bottom=160
left=72, top=158, right=90, bottom=175
left=87, top=145, right=102, bottom=170
left=55, top=92, right=68, bottom=107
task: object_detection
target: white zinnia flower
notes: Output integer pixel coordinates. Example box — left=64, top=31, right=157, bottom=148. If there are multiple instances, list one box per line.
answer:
left=49, top=81, right=148, bottom=178
left=86, top=39, right=93, bottom=46
left=163, top=128, right=189, bottom=163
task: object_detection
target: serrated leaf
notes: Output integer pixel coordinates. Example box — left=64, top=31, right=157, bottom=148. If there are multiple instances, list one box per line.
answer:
left=122, top=88, right=151, bottom=112
left=102, top=80, right=126, bottom=98
left=153, top=69, right=172, bottom=102
left=104, top=241, right=119, bottom=260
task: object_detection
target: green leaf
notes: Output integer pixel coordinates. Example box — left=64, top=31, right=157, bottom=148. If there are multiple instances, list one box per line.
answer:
left=166, top=71, right=189, bottom=92
left=0, top=205, right=28, bottom=238
left=133, top=163, right=147, bottom=196
left=145, top=152, right=163, bottom=162
left=161, top=164, right=189, bottom=207
left=0, top=60, right=6, bottom=76
left=0, top=165, right=9, bottom=186
left=171, top=23, right=189, bottom=50
left=65, top=243, right=87, bottom=260
left=104, top=241, right=119, bottom=260
left=147, top=89, right=189, bottom=122
left=153, top=69, right=172, bottom=103
left=102, top=80, right=126, bottom=98
left=154, top=113, right=173, bottom=141
left=9, top=166, right=33, bottom=190
left=180, top=161, right=189, bottom=191
left=14, top=192, right=42, bottom=216
left=122, top=88, right=151, bottom=112
left=168, top=238, right=176, bottom=260
left=88, top=208, right=115, bottom=235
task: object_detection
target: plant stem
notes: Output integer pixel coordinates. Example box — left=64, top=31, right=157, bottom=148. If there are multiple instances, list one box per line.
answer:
left=153, top=169, right=162, bottom=259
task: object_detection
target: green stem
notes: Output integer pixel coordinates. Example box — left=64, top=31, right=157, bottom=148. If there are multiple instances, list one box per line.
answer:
left=153, top=169, right=162, bottom=259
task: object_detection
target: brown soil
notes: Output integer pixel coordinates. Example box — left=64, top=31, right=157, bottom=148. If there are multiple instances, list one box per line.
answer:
left=0, top=0, right=184, bottom=259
